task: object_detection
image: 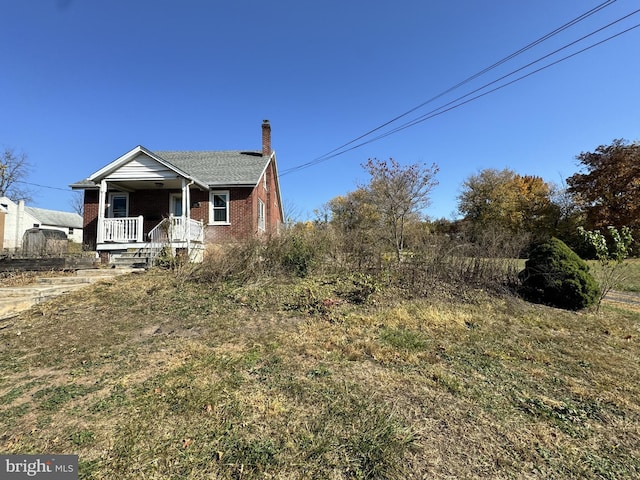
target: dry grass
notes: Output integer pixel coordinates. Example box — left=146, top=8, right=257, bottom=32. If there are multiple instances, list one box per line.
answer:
left=1, top=270, right=639, bottom=479
left=0, top=270, right=75, bottom=287
left=588, top=258, right=640, bottom=293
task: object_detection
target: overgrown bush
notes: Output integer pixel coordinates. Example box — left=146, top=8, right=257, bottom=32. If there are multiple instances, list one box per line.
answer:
left=195, top=229, right=328, bottom=284
left=264, top=232, right=319, bottom=277
left=196, top=240, right=265, bottom=284
left=518, top=237, right=600, bottom=310
left=393, top=230, right=525, bottom=297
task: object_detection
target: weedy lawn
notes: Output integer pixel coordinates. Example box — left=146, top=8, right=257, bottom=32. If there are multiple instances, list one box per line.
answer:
left=1, top=270, right=639, bottom=479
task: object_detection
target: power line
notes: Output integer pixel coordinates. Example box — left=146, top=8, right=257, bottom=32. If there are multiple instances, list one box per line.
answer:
left=15, top=180, right=71, bottom=192
left=310, top=0, right=618, bottom=163
left=281, top=8, right=640, bottom=175
left=285, top=20, right=640, bottom=173
left=281, top=1, right=632, bottom=176
left=337, top=22, right=640, bottom=153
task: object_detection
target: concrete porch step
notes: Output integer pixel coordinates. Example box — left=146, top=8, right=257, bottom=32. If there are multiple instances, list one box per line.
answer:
left=110, top=250, right=154, bottom=268
left=111, top=257, right=151, bottom=268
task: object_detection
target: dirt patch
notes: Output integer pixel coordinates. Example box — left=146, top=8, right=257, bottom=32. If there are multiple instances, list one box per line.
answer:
left=137, top=323, right=205, bottom=339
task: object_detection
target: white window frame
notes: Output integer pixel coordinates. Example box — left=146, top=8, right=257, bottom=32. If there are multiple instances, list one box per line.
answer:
left=258, top=199, right=265, bottom=232
left=209, top=190, right=230, bottom=225
left=108, top=192, right=129, bottom=218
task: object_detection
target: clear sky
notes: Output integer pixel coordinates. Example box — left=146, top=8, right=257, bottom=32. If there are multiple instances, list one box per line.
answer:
left=1, top=0, right=639, bottom=220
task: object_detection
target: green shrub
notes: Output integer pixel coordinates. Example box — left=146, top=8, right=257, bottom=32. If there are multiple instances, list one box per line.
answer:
left=518, top=237, right=600, bottom=310
left=273, top=233, right=317, bottom=277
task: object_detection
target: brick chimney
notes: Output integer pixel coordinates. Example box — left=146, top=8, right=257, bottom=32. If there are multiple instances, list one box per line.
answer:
left=262, top=119, right=271, bottom=157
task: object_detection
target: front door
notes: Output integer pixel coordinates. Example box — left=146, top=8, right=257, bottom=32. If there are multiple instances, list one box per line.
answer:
left=108, top=193, right=129, bottom=218
left=169, top=194, right=184, bottom=241
left=170, top=194, right=183, bottom=217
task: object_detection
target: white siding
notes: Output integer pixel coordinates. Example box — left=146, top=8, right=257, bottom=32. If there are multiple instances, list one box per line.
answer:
left=1, top=196, right=84, bottom=251
left=105, top=153, right=176, bottom=181
left=0, top=198, right=38, bottom=251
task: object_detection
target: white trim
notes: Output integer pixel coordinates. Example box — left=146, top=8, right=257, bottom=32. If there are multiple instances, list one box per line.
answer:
left=88, top=145, right=208, bottom=189
left=209, top=190, right=230, bottom=225
left=267, top=151, right=284, bottom=222
left=258, top=199, right=265, bottom=232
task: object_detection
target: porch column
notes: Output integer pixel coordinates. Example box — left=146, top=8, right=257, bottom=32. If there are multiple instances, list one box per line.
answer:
left=137, top=215, right=144, bottom=242
left=181, top=178, right=189, bottom=222
left=183, top=179, right=193, bottom=252
left=97, top=180, right=107, bottom=243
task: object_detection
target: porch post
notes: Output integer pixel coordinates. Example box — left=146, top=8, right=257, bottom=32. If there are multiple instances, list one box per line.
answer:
left=183, top=179, right=194, bottom=254
left=137, top=215, right=144, bottom=242
left=97, top=180, right=107, bottom=243
left=181, top=179, right=189, bottom=220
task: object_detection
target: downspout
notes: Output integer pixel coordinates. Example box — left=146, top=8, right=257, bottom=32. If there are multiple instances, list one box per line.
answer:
left=185, top=179, right=195, bottom=255
left=97, top=180, right=107, bottom=244
left=15, top=200, right=24, bottom=251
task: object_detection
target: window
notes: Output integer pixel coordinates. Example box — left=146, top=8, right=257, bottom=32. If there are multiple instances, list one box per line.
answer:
left=209, top=190, right=229, bottom=224
left=263, top=172, right=268, bottom=191
left=68, top=227, right=74, bottom=235
left=108, top=193, right=129, bottom=218
left=258, top=199, right=265, bottom=232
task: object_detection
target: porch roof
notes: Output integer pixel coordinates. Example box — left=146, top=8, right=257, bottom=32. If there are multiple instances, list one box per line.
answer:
left=70, top=147, right=272, bottom=189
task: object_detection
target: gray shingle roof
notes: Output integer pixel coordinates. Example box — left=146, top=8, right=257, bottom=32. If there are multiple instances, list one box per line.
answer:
left=25, top=207, right=83, bottom=229
left=69, top=178, right=98, bottom=189
left=153, top=150, right=269, bottom=186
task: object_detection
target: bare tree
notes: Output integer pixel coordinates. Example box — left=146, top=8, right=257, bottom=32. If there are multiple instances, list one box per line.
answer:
left=70, top=191, right=85, bottom=217
left=0, top=147, right=32, bottom=202
left=363, top=158, right=439, bottom=262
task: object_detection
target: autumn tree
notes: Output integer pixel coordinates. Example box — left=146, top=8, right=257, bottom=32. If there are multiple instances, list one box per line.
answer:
left=362, top=158, right=439, bottom=262
left=566, top=139, right=640, bottom=236
left=0, top=147, right=32, bottom=202
left=325, top=158, right=439, bottom=263
left=457, top=168, right=556, bottom=241
left=326, top=188, right=381, bottom=267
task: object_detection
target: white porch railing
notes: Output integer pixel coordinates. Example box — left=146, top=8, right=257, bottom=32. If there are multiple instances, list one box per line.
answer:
left=101, top=216, right=144, bottom=243
left=169, top=216, right=205, bottom=243
left=147, top=216, right=204, bottom=264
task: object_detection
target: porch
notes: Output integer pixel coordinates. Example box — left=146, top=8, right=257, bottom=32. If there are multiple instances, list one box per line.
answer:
left=98, top=215, right=204, bottom=245
left=97, top=215, right=205, bottom=264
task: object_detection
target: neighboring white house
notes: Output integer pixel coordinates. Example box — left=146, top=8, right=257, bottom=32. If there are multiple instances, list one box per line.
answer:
left=0, top=196, right=83, bottom=251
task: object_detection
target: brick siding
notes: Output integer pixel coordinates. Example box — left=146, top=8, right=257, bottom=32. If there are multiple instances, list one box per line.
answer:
left=81, top=159, right=284, bottom=249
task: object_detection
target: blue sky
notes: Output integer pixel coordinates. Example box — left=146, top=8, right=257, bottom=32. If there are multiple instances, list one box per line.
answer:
left=1, top=0, right=639, bottom=220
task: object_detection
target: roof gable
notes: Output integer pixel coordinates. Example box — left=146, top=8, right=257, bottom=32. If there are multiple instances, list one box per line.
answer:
left=84, top=146, right=207, bottom=189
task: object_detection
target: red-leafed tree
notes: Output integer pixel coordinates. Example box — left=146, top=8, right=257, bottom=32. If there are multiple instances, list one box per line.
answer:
left=567, top=139, right=640, bottom=235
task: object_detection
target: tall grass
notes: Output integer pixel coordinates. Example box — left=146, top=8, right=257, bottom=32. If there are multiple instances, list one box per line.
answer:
left=194, top=226, right=527, bottom=298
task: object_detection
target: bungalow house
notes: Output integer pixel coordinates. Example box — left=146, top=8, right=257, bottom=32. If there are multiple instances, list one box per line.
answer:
left=0, top=196, right=83, bottom=252
left=71, top=120, right=284, bottom=265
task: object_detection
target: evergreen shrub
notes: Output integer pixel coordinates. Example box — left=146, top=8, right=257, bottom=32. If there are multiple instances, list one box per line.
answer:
left=518, top=237, right=599, bottom=310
